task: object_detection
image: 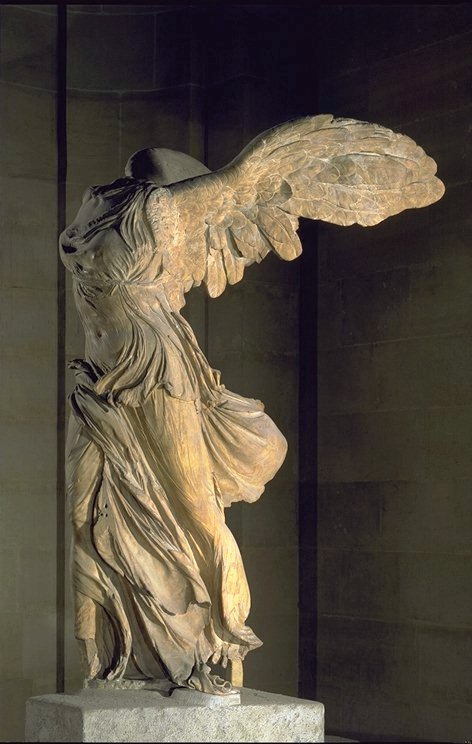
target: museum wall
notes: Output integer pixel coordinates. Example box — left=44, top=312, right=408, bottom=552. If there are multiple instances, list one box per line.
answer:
left=0, top=5, right=59, bottom=741
left=315, top=5, right=472, bottom=741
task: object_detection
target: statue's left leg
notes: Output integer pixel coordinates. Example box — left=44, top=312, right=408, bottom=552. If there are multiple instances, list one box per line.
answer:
left=141, top=391, right=259, bottom=691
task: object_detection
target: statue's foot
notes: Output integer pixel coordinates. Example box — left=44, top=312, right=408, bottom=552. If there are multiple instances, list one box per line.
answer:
left=78, top=638, right=101, bottom=680
left=186, top=662, right=235, bottom=696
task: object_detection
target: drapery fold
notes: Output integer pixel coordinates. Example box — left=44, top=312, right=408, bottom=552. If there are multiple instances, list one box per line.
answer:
left=67, top=341, right=286, bottom=684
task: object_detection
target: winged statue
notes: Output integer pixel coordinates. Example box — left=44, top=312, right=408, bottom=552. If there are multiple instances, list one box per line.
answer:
left=60, top=115, right=444, bottom=696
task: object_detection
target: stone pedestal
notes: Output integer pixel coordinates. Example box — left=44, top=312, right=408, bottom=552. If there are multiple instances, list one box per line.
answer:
left=25, top=687, right=324, bottom=743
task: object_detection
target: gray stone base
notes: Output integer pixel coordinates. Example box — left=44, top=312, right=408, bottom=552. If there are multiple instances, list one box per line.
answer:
left=25, top=687, right=324, bottom=742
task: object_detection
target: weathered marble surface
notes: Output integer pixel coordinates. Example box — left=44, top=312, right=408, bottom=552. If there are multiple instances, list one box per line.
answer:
left=25, top=688, right=325, bottom=742
left=59, top=114, right=444, bottom=695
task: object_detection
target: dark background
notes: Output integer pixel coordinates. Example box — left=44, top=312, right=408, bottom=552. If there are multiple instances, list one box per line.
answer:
left=0, top=2, right=471, bottom=741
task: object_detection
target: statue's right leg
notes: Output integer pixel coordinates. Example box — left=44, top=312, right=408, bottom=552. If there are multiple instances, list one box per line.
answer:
left=66, top=412, right=104, bottom=679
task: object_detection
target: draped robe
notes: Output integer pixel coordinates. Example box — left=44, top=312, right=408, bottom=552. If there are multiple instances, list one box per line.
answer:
left=62, top=181, right=288, bottom=686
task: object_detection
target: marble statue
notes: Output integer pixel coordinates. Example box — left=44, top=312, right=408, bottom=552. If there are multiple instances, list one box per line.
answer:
left=60, top=115, right=444, bottom=695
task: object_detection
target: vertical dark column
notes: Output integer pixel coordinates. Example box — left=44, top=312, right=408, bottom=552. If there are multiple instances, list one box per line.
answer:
left=55, top=2, right=67, bottom=695
left=298, top=221, right=318, bottom=701
left=298, top=4, right=320, bottom=701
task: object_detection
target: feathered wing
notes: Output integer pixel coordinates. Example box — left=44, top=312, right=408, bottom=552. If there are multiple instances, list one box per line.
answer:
left=145, top=114, right=445, bottom=310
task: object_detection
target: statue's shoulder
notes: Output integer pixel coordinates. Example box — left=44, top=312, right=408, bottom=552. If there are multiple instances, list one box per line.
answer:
left=91, top=176, right=148, bottom=201
left=82, top=178, right=157, bottom=230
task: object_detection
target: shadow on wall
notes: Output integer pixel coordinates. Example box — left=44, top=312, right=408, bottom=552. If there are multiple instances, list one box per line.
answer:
left=316, top=3, right=472, bottom=743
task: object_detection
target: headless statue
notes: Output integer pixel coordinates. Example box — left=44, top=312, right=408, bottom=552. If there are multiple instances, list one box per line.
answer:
left=60, top=115, right=444, bottom=694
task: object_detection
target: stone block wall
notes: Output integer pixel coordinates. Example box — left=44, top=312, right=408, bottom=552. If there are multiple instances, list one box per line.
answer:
left=315, top=5, right=472, bottom=741
left=0, top=5, right=59, bottom=741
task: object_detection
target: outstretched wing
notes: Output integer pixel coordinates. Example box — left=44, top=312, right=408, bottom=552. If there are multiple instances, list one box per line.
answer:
left=145, top=114, right=444, bottom=310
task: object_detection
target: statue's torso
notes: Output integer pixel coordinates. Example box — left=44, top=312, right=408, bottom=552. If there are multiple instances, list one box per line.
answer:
left=60, top=181, right=219, bottom=405
left=72, top=274, right=220, bottom=405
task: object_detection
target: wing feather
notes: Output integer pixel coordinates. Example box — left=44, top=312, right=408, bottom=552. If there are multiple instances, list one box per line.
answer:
left=205, top=248, right=227, bottom=298
left=257, top=206, right=302, bottom=260
left=222, top=231, right=247, bottom=285
left=145, top=114, right=444, bottom=308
